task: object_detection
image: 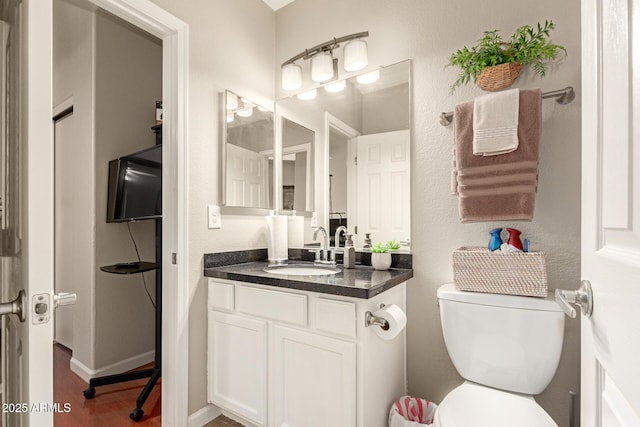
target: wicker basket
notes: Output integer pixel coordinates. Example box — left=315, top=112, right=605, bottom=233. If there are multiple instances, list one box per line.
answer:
left=452, top=246, right=547, bottom=297
left=476, top=62, right=521, bottom=92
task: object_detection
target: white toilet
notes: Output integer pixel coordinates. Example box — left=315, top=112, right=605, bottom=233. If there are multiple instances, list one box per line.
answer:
left=435, top=283, right=564, bottom=426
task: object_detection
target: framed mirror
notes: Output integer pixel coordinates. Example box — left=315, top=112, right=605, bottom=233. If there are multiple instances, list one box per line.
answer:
left=221, top=90, right=274, bottom=210
left=276, top=60, right=411, bottom=250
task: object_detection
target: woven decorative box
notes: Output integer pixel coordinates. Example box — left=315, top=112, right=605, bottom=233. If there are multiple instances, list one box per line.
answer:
left=452, top=246, right=548, bottom=297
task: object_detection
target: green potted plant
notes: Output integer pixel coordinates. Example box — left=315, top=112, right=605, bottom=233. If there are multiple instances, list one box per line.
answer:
left=370, top=242, right=392, bottom=270
left=447, top=20, right=567, bottom=92
left=386, top=240, right=401, bottom=251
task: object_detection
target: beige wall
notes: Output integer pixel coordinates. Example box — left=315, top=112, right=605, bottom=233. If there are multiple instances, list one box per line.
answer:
left=93, top=10, right=162, bottom=367
left=276, top=0, right=581, bottom=425
left=147, top=0, right=276, bottom=414
left=53, top=0, right=162, bottom=371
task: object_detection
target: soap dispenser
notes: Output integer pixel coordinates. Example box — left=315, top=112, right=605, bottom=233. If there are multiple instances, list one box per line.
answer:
left=343, top=234, right=356, bottom=269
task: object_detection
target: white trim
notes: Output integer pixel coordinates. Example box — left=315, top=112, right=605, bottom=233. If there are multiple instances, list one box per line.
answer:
left=324, top=113, right=359, bottom=233
left=52, top=96, right=73, bottom=118
left=86, top=1, right=189, bottom=426
left=69, top=350, right=155, bottom=384
left=187, top=404, right=222, bottom=427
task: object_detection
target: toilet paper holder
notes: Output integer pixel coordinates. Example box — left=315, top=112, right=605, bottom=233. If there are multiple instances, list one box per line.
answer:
left=365, top=304, right=390, bottom=331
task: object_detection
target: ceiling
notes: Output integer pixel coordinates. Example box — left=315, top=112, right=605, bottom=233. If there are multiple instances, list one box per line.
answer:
left=262, top=0, right=297, bottom=11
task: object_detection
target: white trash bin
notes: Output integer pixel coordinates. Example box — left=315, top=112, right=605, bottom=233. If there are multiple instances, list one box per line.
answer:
left=388, top=395, right=438, bottom=427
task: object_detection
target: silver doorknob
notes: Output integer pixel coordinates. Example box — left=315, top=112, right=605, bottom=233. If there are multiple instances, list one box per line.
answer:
left=0, top=290, right=26, bottom=322
left=555, top=280, right=593, bottom=318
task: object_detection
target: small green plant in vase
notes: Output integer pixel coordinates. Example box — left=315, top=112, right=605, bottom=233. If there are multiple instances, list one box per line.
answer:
left=370, top=242, right=392, bottom=270
left=447, top=20, right=567, bottom=92
left=386, top=240, right=401, bottom=251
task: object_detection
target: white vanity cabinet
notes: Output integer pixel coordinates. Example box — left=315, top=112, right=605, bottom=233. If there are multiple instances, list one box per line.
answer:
left=207, top=278, right=407, bottom=427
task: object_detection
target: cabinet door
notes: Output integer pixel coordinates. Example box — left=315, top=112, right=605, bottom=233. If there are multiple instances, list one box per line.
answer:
left=271, top=325, right=356, bottom=427
left=208, top=311, right=267, bottom=426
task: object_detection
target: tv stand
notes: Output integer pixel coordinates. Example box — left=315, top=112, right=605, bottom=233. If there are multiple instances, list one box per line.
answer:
left=85, top=218, right=162, bottom=422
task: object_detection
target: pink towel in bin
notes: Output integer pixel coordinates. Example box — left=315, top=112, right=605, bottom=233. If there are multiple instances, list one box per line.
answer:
left=388, top=395, right=438, bottom=427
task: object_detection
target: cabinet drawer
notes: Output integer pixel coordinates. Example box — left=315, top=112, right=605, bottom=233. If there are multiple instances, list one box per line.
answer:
left=311, top=298, right=356, bottom=338
left=208, top=279, right=234, bottom=311
left=236, top=286, right=307, bottom=326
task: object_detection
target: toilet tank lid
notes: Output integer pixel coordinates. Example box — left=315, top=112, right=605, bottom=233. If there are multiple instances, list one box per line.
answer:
left=437, top=284, right=562, bottom=312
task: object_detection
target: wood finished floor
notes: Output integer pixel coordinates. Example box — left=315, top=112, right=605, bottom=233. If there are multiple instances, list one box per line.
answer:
left=53, top=343, right=161, bottom=426
left=54, top=343, right=245, bottom=427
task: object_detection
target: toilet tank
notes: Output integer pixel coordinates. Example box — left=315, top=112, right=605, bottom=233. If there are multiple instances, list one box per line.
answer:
left=437, top=284, right=564, bottom=395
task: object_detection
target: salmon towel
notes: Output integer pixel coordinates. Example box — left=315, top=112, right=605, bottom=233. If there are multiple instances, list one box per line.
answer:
left=388, top=395, right=438, bottom=427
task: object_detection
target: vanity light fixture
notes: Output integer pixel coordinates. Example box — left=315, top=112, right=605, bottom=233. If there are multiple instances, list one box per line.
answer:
left=226, top=92, right=238, bottom=110
left=281, top=31, right=369, bottom=91
left=324, top=80, right=346, bottom=93
left=356, top=69, right=380, bottom=85
left=296, top=88, right=317, bottom=101
left=343, top=38, right=368, bottom=72
left=236, top=102, right=254, bottom=117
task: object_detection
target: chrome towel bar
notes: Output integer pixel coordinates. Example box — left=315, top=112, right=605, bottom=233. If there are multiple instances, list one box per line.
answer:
left=439, top=86, right=575, bottom=126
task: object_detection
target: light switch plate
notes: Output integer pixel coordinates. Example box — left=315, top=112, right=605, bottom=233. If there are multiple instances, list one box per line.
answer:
left=208, top=205, right=221, bottom=229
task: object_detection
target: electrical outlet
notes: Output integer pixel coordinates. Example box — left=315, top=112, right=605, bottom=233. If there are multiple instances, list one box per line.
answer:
left=208, top=205, right=221, bottom=229
left=310, top=211, right=318, bottom=227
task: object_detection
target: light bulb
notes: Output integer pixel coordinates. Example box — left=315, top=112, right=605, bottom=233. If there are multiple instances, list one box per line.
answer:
left=311, top=52, right=335, bottom=83
left=324, top=80, right=346, bottom=93
left=282, top=63, right=302, bottom=91
left=356, top=70, right=380, bottom=84
left=226, top=92, right=238, bottom=110
left=296, top=89, right=317, bottom=101
left=343, top=39, right=368, bottom=72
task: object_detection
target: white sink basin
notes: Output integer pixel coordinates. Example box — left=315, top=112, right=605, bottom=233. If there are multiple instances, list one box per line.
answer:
left=263, top=264, right=340, bottom=276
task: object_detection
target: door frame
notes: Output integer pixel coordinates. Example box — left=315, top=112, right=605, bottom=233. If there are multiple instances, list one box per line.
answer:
left=324, top=113, right=359, bottom=235
left=87, top=1, right=189, bottom=425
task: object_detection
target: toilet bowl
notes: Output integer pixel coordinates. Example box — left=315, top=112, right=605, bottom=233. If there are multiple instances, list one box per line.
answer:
left=433, top=382, right=556, bottom=427
left=436, top=284, right=564, bottom=426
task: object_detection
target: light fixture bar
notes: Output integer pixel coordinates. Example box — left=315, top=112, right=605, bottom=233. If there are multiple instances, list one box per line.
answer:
left=281, top=31, right=369, bottom=67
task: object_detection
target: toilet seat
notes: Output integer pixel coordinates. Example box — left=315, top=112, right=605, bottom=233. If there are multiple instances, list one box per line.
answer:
left=434, top=382, right=557, bottom=427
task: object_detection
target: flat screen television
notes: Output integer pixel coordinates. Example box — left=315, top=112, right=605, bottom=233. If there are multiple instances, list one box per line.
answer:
left=106, top=144, right=162, bottom=222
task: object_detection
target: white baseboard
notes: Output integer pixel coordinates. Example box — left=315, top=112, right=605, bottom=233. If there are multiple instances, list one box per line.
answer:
left=188, top=404, right=221, bottom=427
left=70, top=350, right=155, bottom=384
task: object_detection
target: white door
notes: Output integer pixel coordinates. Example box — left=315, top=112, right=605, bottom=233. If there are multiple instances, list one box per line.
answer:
left=355, top=130, right=410, bottom=248
left=581, top=0, right=640, bottom=424
left=271, top=325, right=356, bottom=427
left=226, top=143, right=269, bottom=208
left=53, top=109, right=75, bottom=349
left=0, top=1, right=55, bottom=426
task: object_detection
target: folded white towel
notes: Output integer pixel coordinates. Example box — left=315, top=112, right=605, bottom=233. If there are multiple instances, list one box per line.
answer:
left=473, top=88, right=520, bottom=156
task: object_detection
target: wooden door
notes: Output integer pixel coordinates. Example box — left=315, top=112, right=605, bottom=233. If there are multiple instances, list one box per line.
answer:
left=581, top=0, right=640, bottom=424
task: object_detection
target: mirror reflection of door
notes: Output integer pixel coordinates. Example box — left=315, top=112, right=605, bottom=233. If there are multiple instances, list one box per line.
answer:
left=223, top=90, right=274, bottom=209
left=277, top=60, right=411, bottom=250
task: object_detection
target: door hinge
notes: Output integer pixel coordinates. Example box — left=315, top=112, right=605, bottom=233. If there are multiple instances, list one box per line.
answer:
left=172, top=252, right=177, bottom=264
left=354, top=225, right=358, bottom=234
left=354, top=156, right=358, bottom=165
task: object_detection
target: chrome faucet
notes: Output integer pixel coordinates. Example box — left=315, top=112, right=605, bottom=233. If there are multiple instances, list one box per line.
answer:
left=333, top=226, right=348, bottom=260
left=312, top=226, right=334, bottom=265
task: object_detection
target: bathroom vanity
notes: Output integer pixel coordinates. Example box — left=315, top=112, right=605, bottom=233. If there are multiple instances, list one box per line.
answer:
left=204, top=251, right=412, bottom=427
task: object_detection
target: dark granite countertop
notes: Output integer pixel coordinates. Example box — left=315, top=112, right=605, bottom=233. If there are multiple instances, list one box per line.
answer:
left=204, top=260, right=413, bottom=299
